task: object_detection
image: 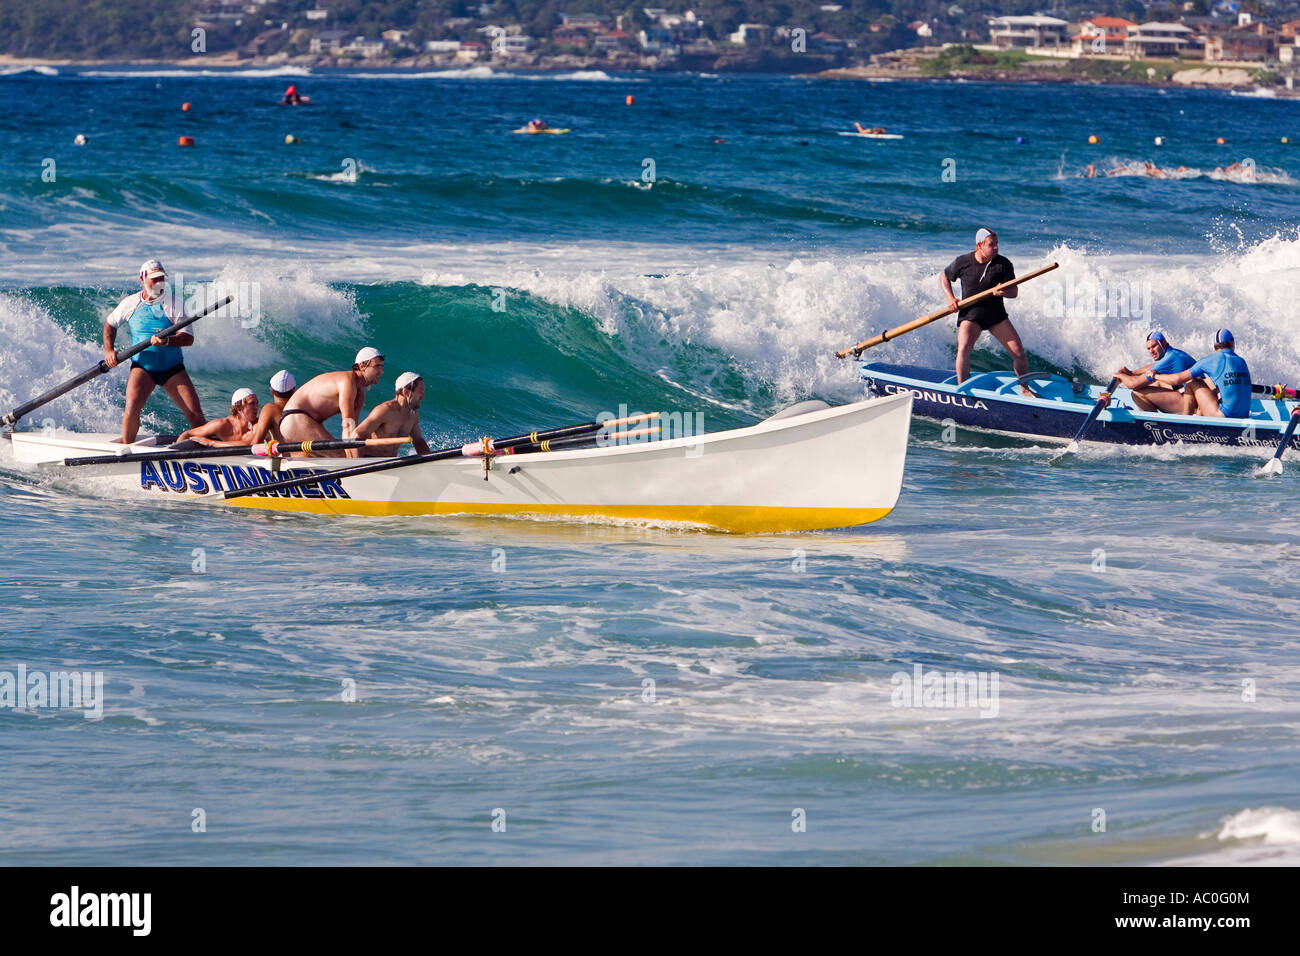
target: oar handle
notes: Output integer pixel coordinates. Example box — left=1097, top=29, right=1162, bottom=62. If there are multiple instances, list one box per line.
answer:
left=2, top=294, right=235, bottom=429
left=835, top=262, right=1059, bottom=359
left=1253, top=383, right=1300, bottom=400
left=63, top=434, right=410, bottom=467
left=222, top=413, right=660, bottom=500
left=499, top=425, right=661, bottom=455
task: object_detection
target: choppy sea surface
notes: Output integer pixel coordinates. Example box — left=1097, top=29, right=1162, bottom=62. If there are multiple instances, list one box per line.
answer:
left=1, top=67, right=1298, bottom=864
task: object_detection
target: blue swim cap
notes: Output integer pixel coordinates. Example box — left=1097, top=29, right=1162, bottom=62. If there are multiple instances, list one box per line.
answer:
left=1216, top=328, right=1234, bottom=344
left=1146, top=330, right=1167, bottom=344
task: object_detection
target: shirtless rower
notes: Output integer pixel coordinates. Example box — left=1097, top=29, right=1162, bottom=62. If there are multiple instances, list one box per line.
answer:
left=354, top=372, right=432, bottom=457
left=176, top=388, right=259, bottom=446
left=247, top=369, right=296, bottom=446
left=279, top=347, right=385, bottom=457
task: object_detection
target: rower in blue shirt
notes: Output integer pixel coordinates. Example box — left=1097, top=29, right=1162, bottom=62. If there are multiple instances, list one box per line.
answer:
left=1114, top=330, right=1196, bottom=413
left=103, top=259, right=206, bottom=443
left=1152, top=328, right=1252, bottom=419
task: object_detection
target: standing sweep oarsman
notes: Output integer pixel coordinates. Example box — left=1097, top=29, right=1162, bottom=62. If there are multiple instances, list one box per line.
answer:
left=940, top=229, right=1029, bottom=391
left=103, top=259, right=205, bottom=443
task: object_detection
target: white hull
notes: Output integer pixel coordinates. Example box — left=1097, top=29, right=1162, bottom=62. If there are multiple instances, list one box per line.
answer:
left=8, top=393, right=912, bottom=532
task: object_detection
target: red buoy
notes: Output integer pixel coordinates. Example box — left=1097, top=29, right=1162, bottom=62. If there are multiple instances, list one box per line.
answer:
left=178, top=135, right=195, bottom=147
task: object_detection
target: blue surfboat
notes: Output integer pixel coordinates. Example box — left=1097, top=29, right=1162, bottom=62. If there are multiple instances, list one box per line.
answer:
left=861, top=363, right=1300, bottom=450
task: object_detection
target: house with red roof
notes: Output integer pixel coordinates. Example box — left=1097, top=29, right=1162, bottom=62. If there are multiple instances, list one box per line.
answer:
left=1070, top=16, right=1136, bottom=56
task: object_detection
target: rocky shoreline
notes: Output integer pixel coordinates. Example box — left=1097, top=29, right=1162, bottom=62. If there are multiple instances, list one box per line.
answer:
left=2, top=49, right=1292, bottom=94
left=0, top=49, right=839, bottom=74
left=815, top=51, right=1294, bottom=94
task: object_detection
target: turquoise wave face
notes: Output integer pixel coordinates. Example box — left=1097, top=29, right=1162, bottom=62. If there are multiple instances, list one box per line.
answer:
left=11, top=280, right=766, bottom=438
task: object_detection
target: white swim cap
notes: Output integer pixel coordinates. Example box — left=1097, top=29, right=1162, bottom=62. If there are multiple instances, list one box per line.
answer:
left=395, top=371, right=421, bottom=392
left=269, top=369, right=296, bottom=392
left=231, top=388, right=255, bottom=406
left=975, top=228, right=994, bottom=244
left=354, top=346, right=383, bottom=365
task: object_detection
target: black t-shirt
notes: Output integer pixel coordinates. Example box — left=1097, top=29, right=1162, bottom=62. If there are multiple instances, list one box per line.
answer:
left=943, top=252, right=1015, bottom=327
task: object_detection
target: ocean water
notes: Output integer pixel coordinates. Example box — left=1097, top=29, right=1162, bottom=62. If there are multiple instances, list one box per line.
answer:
left=1, top=67, right=1298, bottom=865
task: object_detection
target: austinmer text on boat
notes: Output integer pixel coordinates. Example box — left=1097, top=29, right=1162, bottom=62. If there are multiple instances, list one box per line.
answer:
left=861, top=364, right=1300, bottom=449
left=7, top=394, right=913, bottom=533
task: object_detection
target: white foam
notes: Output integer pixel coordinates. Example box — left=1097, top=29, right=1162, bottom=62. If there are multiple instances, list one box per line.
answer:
left=0, top=65, right=58, bottom=77
left=0, top=292, right=124, bottom=432
left=73, top=66, right=620, bottom=82
left=9, top=231, right=1300, bottom=410
left=1214, top=806, right=1300, bottom=844
left=78, top=66, right=313, bottom=79
left=308, top=160, right=377, bottom=183
left=444, top=236, right=1300, bottom=405
left=1162, top=807, right=1300, bottom=865
left=178, top=262, right=365, bottom=372
left=1070, top=157, right=1292, bottom=184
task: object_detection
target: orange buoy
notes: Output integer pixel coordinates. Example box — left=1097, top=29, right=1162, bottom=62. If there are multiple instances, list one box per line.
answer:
left=182, top=102, right=192, bottom=112
left=1088, top=134, right=1099, bottom=144
left=626, top=94, right=635, bottom=106
left=178, top=135, right=195, bottom=147
left=1215, top=136, right=1226, bottom=145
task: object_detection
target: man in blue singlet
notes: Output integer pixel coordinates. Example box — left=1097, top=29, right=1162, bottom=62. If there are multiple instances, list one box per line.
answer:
left=102, top=259, right=206, bottom=443
left=1153, top=328, right=1252, bottom=418
left=1113, top=330, right=1195, bottom=413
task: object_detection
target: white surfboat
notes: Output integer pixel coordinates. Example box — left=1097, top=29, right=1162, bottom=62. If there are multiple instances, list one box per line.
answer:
left=6, top=393, right=912, bottom=533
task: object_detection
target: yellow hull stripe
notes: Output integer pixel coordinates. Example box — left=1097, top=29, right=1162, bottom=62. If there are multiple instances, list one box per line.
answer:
left=223, top=497, right=893, bottom=533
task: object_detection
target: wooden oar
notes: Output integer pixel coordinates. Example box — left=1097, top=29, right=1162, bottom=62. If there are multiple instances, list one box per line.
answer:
left=63, top=436, right=409, bottom=467
left=507, top=425, right=660, bottom=454
left=1258, top=408, right=1300, bottom=476
left=1, top=294, right=235, bottom=430
left=1053, top=376, right=1120, bottom=461
left=835, top=263, right=1058, bottom=359
left=221, top=412, right=660, bottom=500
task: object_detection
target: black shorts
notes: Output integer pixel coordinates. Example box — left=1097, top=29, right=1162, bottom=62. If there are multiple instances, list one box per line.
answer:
left=958, top=313, right=1008, bottom=332
left=130, top=361, right=186, bottom=387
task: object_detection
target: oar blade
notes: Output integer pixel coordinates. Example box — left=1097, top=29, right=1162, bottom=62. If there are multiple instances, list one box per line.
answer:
left=1258, top=457, right=1284, bottom=477
left=1047, top=442, right=1079, bottom=466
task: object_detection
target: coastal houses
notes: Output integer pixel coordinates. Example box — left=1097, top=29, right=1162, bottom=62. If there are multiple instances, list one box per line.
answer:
left=226, top=4, right=1300, bottom=76
left=1124, top=22, right=1196, bottom=58
left=1205, top=20, right=1278, bottom=62
left=988, top=16, right=1070, bottom=50
left=1069, top=16, right=1136, bottom=55
left=985, top=8, right=1298, bottom=74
